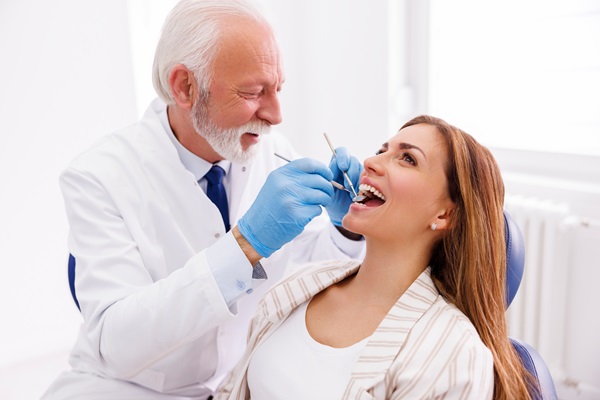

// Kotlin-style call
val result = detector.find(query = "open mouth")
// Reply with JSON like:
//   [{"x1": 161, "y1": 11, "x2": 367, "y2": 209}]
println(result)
[
  {"x1": 242, "y1": 132, "x2": 261, "y2": 142},
  {"x1": 356, "y1": 183, "x2": 386, "y2": 206}
]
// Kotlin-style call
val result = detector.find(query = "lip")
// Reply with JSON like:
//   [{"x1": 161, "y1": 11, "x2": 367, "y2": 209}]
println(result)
[
  {"x1": 240, "y1": 132, "x2": 261, "y2": 149},
  {"x1": 349, "y1": 201, "x2": 370, "y2": 212}
]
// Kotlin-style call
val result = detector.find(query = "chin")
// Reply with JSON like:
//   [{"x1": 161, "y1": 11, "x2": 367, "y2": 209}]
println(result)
[
  {"x1": 341, "y1": 218, "x2": 365, "y2": 237},
  {"x1": 225, "y1": 146, "x2": 257, "y2": 164}
]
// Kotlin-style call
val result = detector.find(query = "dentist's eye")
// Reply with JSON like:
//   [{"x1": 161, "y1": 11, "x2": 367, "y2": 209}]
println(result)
[{"x1": 241, "y1": 92, "x2": 260, "y2": 99}]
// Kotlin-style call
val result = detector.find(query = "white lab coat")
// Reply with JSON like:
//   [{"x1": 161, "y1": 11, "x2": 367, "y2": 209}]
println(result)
[{"x1": 42, "y1": 99, "x2": 363, "y2": 399}]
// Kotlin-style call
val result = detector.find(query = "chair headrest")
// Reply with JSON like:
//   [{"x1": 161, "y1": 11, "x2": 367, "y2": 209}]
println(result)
[{"x1": 504, "y1": 210, "x2": 525, "y2": 308}]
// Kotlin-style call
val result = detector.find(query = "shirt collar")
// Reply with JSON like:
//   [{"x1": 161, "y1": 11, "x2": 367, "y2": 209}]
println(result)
[{"x1": 158, "y1": 103, "x2": 231, "y2": 181}]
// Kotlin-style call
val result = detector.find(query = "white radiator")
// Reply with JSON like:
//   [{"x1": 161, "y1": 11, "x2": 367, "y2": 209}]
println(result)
[
  {"x1": 504, "y1": 195, "x2": 600, "y2": 399},
  {"x1": 504, "y1": 195, "x2": 573, "y2": 370}
]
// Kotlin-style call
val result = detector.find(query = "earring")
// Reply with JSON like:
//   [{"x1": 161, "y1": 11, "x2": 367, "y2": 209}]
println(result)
[{"x1": 431, "y1": 223, "x2": 437, "y2": 231}]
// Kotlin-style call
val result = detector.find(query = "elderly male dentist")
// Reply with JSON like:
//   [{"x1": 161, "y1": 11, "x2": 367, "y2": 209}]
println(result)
[{"x1": 41, "y1": 0, "x2": 364, "y2": 399}]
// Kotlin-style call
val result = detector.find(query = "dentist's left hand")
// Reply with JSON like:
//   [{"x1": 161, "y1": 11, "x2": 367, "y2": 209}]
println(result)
[
  {"x1": 325, "y1": 147, "x2": 363, "y2": 226},
  {"x1": 237, "y1": 158, "x2": 334, "y2": 258}
]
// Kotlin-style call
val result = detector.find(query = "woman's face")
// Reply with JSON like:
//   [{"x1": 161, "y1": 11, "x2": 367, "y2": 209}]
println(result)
[{"x1": 344, "y1": 123, "x2": 454, "y2": 242}]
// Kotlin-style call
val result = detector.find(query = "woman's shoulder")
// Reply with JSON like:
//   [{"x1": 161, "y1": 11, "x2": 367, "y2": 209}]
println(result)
[
  {"x1": 383, "y1": 295, "x2": 494, "y2": 398},
  {"x1": 409, "y1": 295, "x2": 492, "y2": 359},
  {"x1": 254, "y1": 259, "x2": 361, "y2": 322},
  {"x1": 283, "y1": 258, "x2": 361, "y2": 283}
]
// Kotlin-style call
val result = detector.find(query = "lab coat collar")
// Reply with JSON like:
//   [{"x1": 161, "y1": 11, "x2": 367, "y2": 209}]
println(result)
[{"x1": 156, "y1": 100, "x2": 232, "y2": 181}]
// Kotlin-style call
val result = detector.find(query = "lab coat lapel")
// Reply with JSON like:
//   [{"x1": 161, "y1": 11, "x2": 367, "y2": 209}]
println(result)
[
  {"x1": 228, "y1": 162, "x2": 254, "y2": 227},
  {"x1": 135, "y1": 104, "x2": 226, "y2": 251}
]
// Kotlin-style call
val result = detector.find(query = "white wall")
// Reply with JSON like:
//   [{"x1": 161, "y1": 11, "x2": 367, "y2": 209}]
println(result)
[
  {"x1": 0, "y1": 1, "x2": 138, "y2": 398},
  {"x1": 0, "y1": 1, "x2": 389, "y2": 398},
  {"x1": 260, "y1": 0, "x2": 389, "y2": 163}
]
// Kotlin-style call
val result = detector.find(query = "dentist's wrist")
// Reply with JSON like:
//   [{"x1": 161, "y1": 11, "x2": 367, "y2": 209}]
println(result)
[{"x1": 232, "y1": 225, "x2": 263, "y2": 266}]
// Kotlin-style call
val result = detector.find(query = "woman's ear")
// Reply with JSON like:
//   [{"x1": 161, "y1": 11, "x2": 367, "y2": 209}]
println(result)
[
  {"x1": 168, "y1": 64, "x2": 196, "y2": 110},
  {"x1": 432, "y1": 206, "x2": 455, "y2": 231}
]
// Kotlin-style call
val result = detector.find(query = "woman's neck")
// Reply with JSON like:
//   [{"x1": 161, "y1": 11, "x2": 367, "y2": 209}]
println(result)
[
  {"x1": 304, "y1": 238, "x2": 431, "y2": 348},
  {"x1": 349, "y1": 238, "x2": 432, "y2": 305}
]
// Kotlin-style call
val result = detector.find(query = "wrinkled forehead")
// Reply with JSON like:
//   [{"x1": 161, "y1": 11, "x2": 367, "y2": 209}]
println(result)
[
  {"x1": 214, "y1": 16, "x2": 283, "y2": 79},
  {"x1": 219, "y1": 16, "x2": 280, "y2": 58}
]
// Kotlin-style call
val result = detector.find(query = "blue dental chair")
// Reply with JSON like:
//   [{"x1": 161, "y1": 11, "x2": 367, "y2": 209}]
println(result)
[
  {"x1": 67, "y1": 253, "x2": 79, "y2": 311},
  {"x1": 504, "y1": 211, "x2": 558, "y2": 400},
  {"x1": 67, "y1": 211, "x2": 557, "y2": 398}
]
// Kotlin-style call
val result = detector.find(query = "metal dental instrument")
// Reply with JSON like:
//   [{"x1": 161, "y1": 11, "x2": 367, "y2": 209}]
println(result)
[
  {"x1": 322, "y1": 133, "x2": 366, "y2": 203},
  {"x1": 274, "y1": 152, "x2": 352, "y2": 194}
]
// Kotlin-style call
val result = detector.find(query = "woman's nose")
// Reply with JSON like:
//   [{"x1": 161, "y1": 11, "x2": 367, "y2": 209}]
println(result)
[{"x1": 363, "y1": 154, "x2": 383, "y2": 174}]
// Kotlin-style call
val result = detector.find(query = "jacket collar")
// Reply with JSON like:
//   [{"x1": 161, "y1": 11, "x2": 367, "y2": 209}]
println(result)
[
  {"x1": 346, "y1": 267, "x2": 439, "y2": 397},
  {"x1": 263, "y1": 262, "x2": 439, "y2": 398},
  {"x1": 264, "y1": 260, "x2": 362, "y2": 323}
]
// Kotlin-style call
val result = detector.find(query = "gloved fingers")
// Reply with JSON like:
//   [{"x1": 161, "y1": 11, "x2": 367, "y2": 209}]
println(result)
[
  {"x1": 283, "y1": 202, "x2": 325, "y2": 221},
  {"x1": 286, "y1": 185, "x2": 333, "y2": 208},
  {"x1": 284, "y1": 157, "x2": 334, "y2": 182},
  {"x1": 294, "y1": 173, "x2": 335, "y2": 198},
  {"x1": 300, "y1": 204, "x2": 324, "y2": 220},
  {"x1": 328, "y1": 147, "x2": 363, "y2": 191},
  {"x1": 332, "y1": 147, "x2": 350, "y2": 172},
  {"x1": 298, "y1": 187, "x2": 334, "y2": 207},
  {"x1": 345, "y1": 155, "x2": 364, "y2": 187}
]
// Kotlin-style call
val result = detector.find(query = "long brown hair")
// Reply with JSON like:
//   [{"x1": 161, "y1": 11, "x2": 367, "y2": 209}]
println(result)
[{"x1": 401, "y1": 115, "x2": 534, "y2": 400}]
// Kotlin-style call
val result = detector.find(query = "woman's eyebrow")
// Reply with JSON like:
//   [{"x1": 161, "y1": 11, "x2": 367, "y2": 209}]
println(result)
[{"x1": 398, "y1": 142, "x2": 427, "y2": 160}]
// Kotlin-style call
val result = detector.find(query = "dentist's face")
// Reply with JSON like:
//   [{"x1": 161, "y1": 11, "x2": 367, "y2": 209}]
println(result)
[{"x1": 191, "y1": 17, "x2": 284, "y2": 163}]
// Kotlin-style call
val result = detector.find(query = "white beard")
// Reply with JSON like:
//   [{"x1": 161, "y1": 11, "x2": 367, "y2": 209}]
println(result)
[{"x1": 191, "y1": 95, "x2": 271, "y2": 164}]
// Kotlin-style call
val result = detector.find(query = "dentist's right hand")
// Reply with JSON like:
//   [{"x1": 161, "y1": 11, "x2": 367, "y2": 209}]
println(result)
[{"x1": 237, "y1": 158, "x2": 334, "y2": 258}]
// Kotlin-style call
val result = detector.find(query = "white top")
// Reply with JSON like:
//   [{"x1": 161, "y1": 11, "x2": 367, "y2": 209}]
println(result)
[{"x1": 247, "y1": 300, "x2": 370, "y2": 400}]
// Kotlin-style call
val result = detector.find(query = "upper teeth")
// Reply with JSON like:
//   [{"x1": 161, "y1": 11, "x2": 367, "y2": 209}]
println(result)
[{"x1": 359, "y1": 184, "x2": 386, "y2": 201}]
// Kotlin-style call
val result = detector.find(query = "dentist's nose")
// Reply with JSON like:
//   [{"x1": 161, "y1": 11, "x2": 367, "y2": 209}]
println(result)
[{"x1": 256, "y1": 92, "x2": 282, "y2": 125}]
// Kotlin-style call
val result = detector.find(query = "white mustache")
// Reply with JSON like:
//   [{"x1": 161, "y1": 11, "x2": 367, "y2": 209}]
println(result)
[{"x1": 236, "y1": 120, "x2": 271, "y2": 136}]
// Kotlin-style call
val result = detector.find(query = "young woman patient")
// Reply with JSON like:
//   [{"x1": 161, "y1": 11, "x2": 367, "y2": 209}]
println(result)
[{"x1": 216, "y1": 116, "x2": 533, "y2": 399}]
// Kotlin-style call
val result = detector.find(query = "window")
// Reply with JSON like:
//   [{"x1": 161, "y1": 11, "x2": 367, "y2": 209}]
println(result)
[{"x1": 428, "y1": 0, "x2": 600, "y2": 156}]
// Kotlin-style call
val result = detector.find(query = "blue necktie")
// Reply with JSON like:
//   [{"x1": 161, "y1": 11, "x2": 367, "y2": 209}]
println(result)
[{"x1": 205, "y1": 165, "x2": 230, "y2": 232}]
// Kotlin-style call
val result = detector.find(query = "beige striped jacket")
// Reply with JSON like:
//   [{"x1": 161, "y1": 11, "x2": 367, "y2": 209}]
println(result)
[{"x1": 216, "y1": 259, "x2": 494, "y2": 399}]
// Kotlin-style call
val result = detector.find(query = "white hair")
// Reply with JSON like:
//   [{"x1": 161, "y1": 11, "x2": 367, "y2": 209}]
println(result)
[{"x1": 152, "y1": 0, "x2": 269, "y2": 104}]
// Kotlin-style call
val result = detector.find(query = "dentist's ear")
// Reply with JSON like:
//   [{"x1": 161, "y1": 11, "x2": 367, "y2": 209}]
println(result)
[{"x1": 168, "y1": 64, "x2": 196, "y2": 110}]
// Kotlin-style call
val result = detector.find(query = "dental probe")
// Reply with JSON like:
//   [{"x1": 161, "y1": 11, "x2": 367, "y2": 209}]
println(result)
[
  {"x1": 273, "y1": 152, "x2": 351, "y2": 193},
  {"x1": 322, "y1": 133, "x2": 365, "y2": 203}
]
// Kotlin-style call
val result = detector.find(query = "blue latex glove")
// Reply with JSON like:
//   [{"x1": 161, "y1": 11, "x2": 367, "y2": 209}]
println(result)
[
  {"x1": 237, "y1": 158, "x2": 335, "y2": 258},
  {"x1": 326, "y1": 147, "x2": 364, "y2": 226}
]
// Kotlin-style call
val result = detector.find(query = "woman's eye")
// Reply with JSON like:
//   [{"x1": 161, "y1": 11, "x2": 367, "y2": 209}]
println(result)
[
  {"x1": 401, "y1": 152, "x2": 416, "y2": 165},
  {"x1": 375, "y1": 149, "x2": 385, "y2": 155}
]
